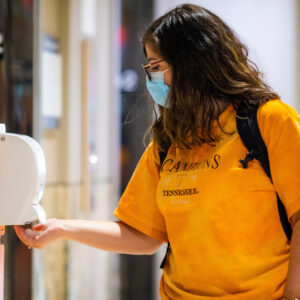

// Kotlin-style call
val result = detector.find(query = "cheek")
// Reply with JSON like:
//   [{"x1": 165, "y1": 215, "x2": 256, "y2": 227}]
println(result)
[{"x1": 164, "y1": 71, "x2": 172, "y2": 87}]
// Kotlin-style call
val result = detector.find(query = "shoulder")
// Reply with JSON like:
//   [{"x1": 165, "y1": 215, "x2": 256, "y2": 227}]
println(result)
[
  {"x1": 257, "y1": 99, "x2": 300, "y2": 145},
  {"x1": 257, "y1": 99, "x2": 299, "y2": 124}
]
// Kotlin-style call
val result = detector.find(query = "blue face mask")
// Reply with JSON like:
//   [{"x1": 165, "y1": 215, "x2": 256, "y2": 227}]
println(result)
[{"x1": 146, "y1": 69, "x2": 170, "y2": 108}]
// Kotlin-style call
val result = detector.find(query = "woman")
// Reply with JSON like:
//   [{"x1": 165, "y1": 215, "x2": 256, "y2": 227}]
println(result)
[{"x1": 15, "y1": 4, "x2": 300, "y2": 299}]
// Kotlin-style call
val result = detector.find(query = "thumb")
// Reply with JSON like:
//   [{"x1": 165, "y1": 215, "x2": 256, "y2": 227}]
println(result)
[{"x1": 33, "y1": 224, "x2": 46, "y2": 232}]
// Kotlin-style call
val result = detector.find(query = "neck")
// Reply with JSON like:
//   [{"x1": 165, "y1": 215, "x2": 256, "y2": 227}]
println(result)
[{"x1": 213, "y1": 101, "x2": 229, "y2": 119}]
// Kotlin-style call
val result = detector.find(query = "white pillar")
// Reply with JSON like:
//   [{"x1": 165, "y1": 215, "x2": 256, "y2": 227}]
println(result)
[{"x1": 67, "y1": 0, "x2": 121, "y2": 299}]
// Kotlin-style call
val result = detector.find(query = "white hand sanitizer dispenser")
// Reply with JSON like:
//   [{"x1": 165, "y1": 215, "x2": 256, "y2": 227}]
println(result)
[
  {"x1": 0, "y1": 124, "x2": 47, "y2": 300},
  {"x1": 0, "y1": 124, "x2": 46, "y2": 225}
]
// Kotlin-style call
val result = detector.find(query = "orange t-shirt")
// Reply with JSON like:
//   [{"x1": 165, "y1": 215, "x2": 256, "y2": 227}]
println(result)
[{"x1": 114, "y1": 99, "x2": 300, "y2": 299}]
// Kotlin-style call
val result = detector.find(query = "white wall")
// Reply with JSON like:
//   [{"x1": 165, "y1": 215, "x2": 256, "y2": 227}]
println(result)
[{"x1": 154, "y1": 0, "x2": 298, "y2": 108}]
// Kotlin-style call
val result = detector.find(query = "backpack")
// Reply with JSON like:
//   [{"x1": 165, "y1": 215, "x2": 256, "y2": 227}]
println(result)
[{"x1": 159, "y1": 100, "x2": 292, "y2": 269}]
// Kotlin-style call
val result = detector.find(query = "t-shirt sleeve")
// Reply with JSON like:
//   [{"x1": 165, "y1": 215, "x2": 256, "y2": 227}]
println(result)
[
  {"x1": 258, "y1": 99, "x2": 300, "y2": 220},
  {"x1": 114, "y1": 142, "x2": 168, "y2": 243}
]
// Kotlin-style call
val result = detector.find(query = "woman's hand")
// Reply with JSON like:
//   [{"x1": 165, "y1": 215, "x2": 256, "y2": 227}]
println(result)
[
  {"x1": 15, "y1": 219, "x2": 162, "y2": 254},
  {"x1": 14, "y1": 218, "x2": 64, "y2": 250}
]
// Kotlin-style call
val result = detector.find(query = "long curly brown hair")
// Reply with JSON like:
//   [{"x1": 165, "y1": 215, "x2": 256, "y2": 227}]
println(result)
[{"x1": 142, "y1": 4, "x2": 279, "y2": 151}]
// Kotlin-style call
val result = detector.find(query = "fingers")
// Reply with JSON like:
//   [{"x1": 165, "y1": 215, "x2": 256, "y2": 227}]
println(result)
[
  {"x1": 14, "y1": 226, "x2": 28, "y2": 242},
  {"x1": 14, "y1": 226, "x2": 31, "y2": 245},
  {"x1": 14, "y1": 220, "x2": 60, "y2": 250},
  {"x1": 13, "y1": 225, "x2": 41, "y2": 248}
]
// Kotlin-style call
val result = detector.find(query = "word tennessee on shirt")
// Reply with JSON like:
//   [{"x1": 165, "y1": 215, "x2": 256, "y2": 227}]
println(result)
[{"x1": 163, "y1": 188, "x2": 199, "y2": 197}]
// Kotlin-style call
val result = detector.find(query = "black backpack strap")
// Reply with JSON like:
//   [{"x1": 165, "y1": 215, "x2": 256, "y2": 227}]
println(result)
[
  {"x1": 160, "y1": 242, "x2": 170, "y2": 269},
  {"x1": 236, "y1": 101, "x2": 292, "y2": 240},
  {"x1": 159, "y1": 151, "x2": 168, "y2": 170},
  {"x1": 159, "y1": 150, "x2": 170, "y2": 269}
]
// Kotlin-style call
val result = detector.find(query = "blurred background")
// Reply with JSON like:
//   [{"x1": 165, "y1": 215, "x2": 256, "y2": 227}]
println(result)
[{"x1": 0, "y1": 0, "x2": 299, "y2": 299}]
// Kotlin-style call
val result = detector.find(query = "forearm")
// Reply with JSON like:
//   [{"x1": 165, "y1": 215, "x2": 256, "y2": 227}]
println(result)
[
  {"x1": 283, "y1": 220, "x2": 300, "y2": 298},
  {"x1": 60, "y1": 219, "x2": 162, "y2": 255}
]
